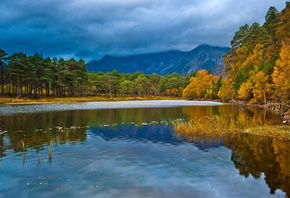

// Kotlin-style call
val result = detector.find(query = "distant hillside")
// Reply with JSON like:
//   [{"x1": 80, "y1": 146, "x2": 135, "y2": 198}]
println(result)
[{"x1": 86, "y1": 45, "x2": 230, "y2": 75}]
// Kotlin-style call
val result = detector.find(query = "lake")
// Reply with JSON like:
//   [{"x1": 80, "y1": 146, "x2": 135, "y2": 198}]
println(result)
[{"x1": 0, "y1": 100, "x2": 289, "y2": 198}]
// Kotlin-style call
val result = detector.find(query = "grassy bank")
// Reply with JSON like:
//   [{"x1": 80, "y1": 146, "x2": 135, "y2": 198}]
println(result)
[
  {"x1": 172, "y1": 115, "x2": 290, "y2": 141},
  {"x1": 0, "y1": 96, "x2": 181, "y2": 105}
]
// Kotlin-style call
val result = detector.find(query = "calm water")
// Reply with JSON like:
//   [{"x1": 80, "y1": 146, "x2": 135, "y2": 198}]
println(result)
[{"x1": 0, "y1": 100, "x2": 289, "y2": 198}]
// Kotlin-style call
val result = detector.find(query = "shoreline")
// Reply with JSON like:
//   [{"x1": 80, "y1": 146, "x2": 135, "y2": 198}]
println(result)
[
  {"x1": 229, "y1": 100, "x2": 290, "y2": 123},
  {"x1": 186, "y1": 98, "x2": 290, "y2": 123},
  {"x1": 1, "y1": 96, "x2": 289, "y2": 123},
  {"x1": 0, "y1": 96, "x2": 182, "y2": 105}
]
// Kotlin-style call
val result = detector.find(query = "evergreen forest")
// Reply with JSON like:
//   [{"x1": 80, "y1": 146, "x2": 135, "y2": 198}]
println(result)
[{"x1": 0, "y1": 51, "x2": 196, "y2": 98}]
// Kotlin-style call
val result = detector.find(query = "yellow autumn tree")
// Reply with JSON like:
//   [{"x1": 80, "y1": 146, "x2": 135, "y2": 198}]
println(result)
[
  {"x1": 196, "y1": 70, "x2": 216, "y2": 97},
  {"x1": 242, "y1": 44, "x2": 265, "y2": 72},
  {"x1": 182, "y1": 78, "x2": 196, "y2": 99},
  {"x1": 218, "y1": 78, "x2": 235, "y2": 101},
  {"x1": 252, "y1": 71, "x2": 271, "y2": 103},
  {"x1": 238, "y1": 80, "x2": 253, "y2": 100},
  {"x1": 224, "y1": 46, "x2": 251, "y2": 79},
  {"x1": 171, "y1": 88, "x2": 178, "y2": 96},
  {"x1": 221, "y1": 3, "x2": 290, "y2": 103},
  {"x1": 273, "y1": 39, "x2": 290, "y2": 99},
  {"x1": 183, "y1": 70, "x2": 216, "y2": 99},
  {"x1": 178, "y1": 87, "x2": 184, "y2": 97},
  {"x1": 278, "y1": 3, "x2": 290, "y2": 40}
]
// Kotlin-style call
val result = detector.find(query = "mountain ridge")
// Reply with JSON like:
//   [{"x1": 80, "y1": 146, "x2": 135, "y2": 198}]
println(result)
[{"x1": 86, "y1": 44, "x2": 230, "y2": 75}]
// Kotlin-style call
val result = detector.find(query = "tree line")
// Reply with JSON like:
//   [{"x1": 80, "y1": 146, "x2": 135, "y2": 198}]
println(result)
[
  {"x1": 2, "y1": 3, "x2": 289, "y2": 102},
  {"x1": 183, "y1": 3, "x2": 290, "y2": 103},
  {"x1": 0, "y1": 50, "x2": 198, "y2": 98}
]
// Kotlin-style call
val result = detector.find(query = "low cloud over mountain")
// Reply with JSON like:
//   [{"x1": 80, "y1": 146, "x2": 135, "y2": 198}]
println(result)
[{"x1": 86, "y1": 45, "x2": 230, "y2": 75}]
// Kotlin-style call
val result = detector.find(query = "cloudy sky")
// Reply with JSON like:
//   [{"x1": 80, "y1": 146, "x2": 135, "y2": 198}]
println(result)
[{"x1": 0, "y1": 0, "x2": 287, "y2": 61}]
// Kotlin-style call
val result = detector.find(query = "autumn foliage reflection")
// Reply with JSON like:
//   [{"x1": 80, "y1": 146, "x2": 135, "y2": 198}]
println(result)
[
  {"x1": 174, "y1": 122, "x2": 290, "y2": 197},
  {"x1": 226, "y1": 134, "x2": 290, "y2": 197}
]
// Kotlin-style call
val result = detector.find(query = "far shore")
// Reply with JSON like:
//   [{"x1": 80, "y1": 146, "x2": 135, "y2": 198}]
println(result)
[
  {"x1": 1, "y1": 96, "x2": 289, "y2": 122},
  {"x1": 0, "y1": 96, "x2": 182, "y2": 105}
]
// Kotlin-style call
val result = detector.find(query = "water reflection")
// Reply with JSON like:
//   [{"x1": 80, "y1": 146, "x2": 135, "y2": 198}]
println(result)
[
  {"x1": 176, "y1": 129, "x2": 290, "y2": 197},
  {"x1": 225, "y1": 134, "x2": 290, "y2": 196},
  {"x1": 182, "y1": 105, "x2": 281, "y2": 125},
  {"x1": 1, "y1": 105, "x2": 280, "y2": 156},
  {"x1": 0, "y1": 104, "x2": 287, "y2": 197}
]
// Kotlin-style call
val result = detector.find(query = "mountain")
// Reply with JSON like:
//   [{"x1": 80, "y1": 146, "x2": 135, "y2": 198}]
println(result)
[{"x1": 86, "y1": 45, "x2": 230, "y2": 75}]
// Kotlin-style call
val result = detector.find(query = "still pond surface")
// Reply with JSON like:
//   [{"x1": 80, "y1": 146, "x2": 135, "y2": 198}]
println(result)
[{"x1": 0, "y1": 100, "x2": 289, "y2": 198}]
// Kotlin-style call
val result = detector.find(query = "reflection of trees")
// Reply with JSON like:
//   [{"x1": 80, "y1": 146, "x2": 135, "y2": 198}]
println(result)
[
  {"x1": 225, "y1": 134, "x2": 290, "y2": 197},
  {"x1": 1, "y1": 105, "x2": 287, "y2": 197},
  {"x1": 182, "y1": 105, "x2": 281, "y2": 125},
  {"x1": 85, "y1": 107, "x2": 185, "y2": 126},
  {"x1": 181, "y1": 105, "x2": 221, "y2": 119},
  {"x1": 0, "y1": 107, "x2": 187, "y2": 155},
  {"x1": 0, "y1": 111, "x2": 90, "y2": 155},
  {"x1": 0, "y1": 135, "x2": 6, "y2": 158},
  {"x1": 175, "y1": 106, "x2": 288, "y2": 196},
  {"x1": 175, "y1": 128, "x2": 290, "y2": 196},
  {"x1": 174, "y1": 132, "x2": 223, "y2": 149}
]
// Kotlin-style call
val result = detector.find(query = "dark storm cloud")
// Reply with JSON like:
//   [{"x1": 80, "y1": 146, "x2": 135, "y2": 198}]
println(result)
[{"x1": 0, "y1": 0, "x2": 287, "y2": 61}]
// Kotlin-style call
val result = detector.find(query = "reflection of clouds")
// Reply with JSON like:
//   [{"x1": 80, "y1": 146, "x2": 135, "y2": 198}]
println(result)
[
  {"x1": 0, "y1": 132, "x2": 286, "y2": 198},
  {"x1": 0, "y1": 103, "x2": 286, "y2": 198},
  {"x1": 75, "y1": 138, "x2": 284, "y2": 198}
]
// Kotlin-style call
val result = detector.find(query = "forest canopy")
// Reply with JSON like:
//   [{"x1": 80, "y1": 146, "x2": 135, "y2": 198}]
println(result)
[
  {"x1": 183, "y1": 2, "x2": 290, "y2": 103},
  {"x1": 0, "y1": 50, "x2": 196, "y2": 98}
]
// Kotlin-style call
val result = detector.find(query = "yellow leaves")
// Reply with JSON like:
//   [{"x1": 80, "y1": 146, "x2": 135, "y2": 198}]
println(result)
[
  {"x1": 195, "y1": 70, "x2": 216, "y2": 97},
  {"x1": 223, "y1": 54, "x2": 232, "y2": 70},
  {"x1": 273, "y1": 68, "x2": 283, "y2": 90},
  {"x1": 206, "y1": 86, "x2": 214, "y2": 99},
  {"x1": 222, "y1": 3, "x2": 290, "y2": 102},
  {"x1": 182, "y1": 80, "x2": 195, "y2": 99},
  {"x1": 278, "y1": 4, "x2": 290, "y2": 39},
  {"x1": 225, "y1": 45, "x2": 264, "y2": 80},
  {"x1": 235, "y1": 46, "x2": 250, "y2": 62},
  {"x1": 252, "y1": 71, "x2": 271, "y2": 103},
  {"x1": 223, "y1": 43, "x2": 274, "y2": 103},
  {"x1": 182, "y1": 70, "x2": 216, "y2": 99},
  {"x1": 229, "y1": 46, "x2": 251, "y2": 78},
  {"x1": 242, "y1": 44, "x2": 264, "y2": 72},
  {"x1": 174, "y1": 87, "x2": 184, "y2": 97},
  {"x1": 170, "y1": 88, "x2": 180, "y2": 97},
  {"x1": 238, "y1": 81, "x2": 253, "y2": 100},
  {"x1": 273, "y1": 39, "x2": 290, "y2": 99},
  {"x1": 218, "y1": 78, "x2": 234, "y2": 101}
]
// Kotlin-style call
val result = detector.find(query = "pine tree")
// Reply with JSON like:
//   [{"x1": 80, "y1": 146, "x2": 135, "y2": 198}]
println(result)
[
  {"x1": 233, "y1": 68, "x2": 248, "y2": 95},
  {"x1": 0, "y1": 49, "x2": 8, "y2": 96}
]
